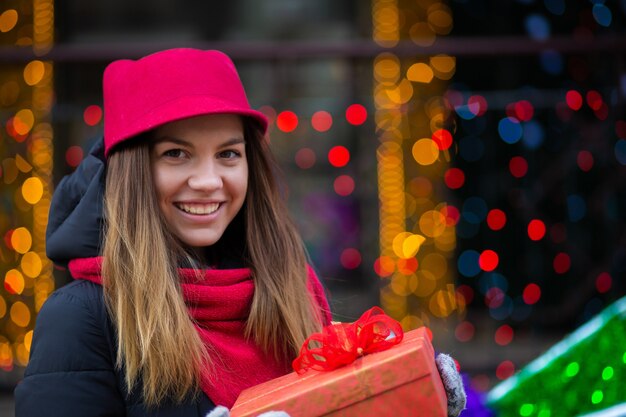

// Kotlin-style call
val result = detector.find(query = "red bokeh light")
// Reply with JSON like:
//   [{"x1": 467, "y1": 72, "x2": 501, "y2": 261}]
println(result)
[
  {"x1": 397, "y1": 258, "x2": 418, "y2": 275},
  {"x1": 444, "y1": 168, "x2": 465, "y2": 189},
  {"x1": 340, "y1": 248, "x2": 362, "y2": 269},
  {"x1": 3, "y1": 230, "x2": 13, "y2": 250},
  {"x1": 565, "y1": 90, "x2": 583, "y2": 111},
  {"x1": 345, "y1": 104, "x2": 367, "y2": 125},
  {"x1": 311, "y1": 111, "x2": 333, "y2": 132},
  {"x1": 65, "y1": 146, "x2": 84, "y2": 168},
  {"x1": 596, "y1": 272, "x2": 612, "y2": 293},
  {"x1": 276, "y1": 111, "x2": 299, "y2": 132},
  {"x1": 441, "y1": 205, "x2": 460, "y2": 226},
  {"x1": 527, "y1": 219, "x2": 546, "y2": 241},
  {"x1": 258, "y1": 105, "x2": 277, "y2": 126},
  {"x1": 333, "y1": 175, "x2": 355, "y2": 196},
  {"x1": 455, "y1": 321, "x2": 475, "y2": 342},
  {"x1": 374, "y1": 256, "x2": 395, "y2": 277},
  {"x1": 495, "y1": 325, "x2": 514, "y2": 346},
  {"x1": 487, "y1": 209, "x2": 507, "y2": 231},
  {"x1": 553, "y1": 252, "x2": 571, "y2": 274},
  {"x1": 456, "y1": 285, "x2": 474, "y2": 305},
  {"x1": 328, "y1": 146, "x2": 350, "y2": 167},
  {"x1": 496, "y1": 361, "x2": 516, "y2": 380},
  {"x1": 586, "y1": 90, "x2": 603, "y2": 111},
  {"x1": 514, "y1": 100, "x2": 534, "y2": 122},
  {"x1": 523, "y1": 283, "x2": 541, "y2": 305},
  {"x1": 479, "y1": 250, "x2": 499, "y2": 272},
  {"x1": 509, "y1": 156, "x2": 528, "y2": 178},
  {"x1": 485, "y1": 287, "x2": 505, "y2": 308},
  {"x1": 595, "y1": 102, "x2": 609, "y2": 121},
  {"x1": 294, "y1": 148, "x2": 316, "y2": 169},
  {"x1": 577, "y1": 150, "x2": 594, "y2": 172},
  {"x1": 432, "y1": 129, "x2": 453, "y2": 150},
  {"x1": 83, "y1": 105, "x2": 103, "y2": 126},
  {"x1": 467, "y1": 95, "x2": 488, "y2": 116}
]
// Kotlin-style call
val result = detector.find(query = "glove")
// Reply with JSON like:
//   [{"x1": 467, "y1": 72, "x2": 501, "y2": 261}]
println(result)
[
  {"x1": 436, "y1": 353, "x2": 467, "y2": 417},
  {"x1": 206, "y1": 406, "x2": 290, "y2": 417}
]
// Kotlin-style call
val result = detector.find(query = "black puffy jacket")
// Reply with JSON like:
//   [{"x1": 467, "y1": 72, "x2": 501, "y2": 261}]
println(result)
[{"x1": 14, "y1": 138, "x2": 216, "y2": 416}]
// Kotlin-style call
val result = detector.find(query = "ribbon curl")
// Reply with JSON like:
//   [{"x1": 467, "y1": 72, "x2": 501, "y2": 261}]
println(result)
[{"x1": 292, "y1": 307, "x2": 404, "y2": 374}]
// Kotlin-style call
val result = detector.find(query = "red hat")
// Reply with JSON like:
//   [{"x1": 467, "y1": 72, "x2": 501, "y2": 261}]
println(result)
[{"x1": 103, "y1": 48, "x2": 268, "y2": 157}]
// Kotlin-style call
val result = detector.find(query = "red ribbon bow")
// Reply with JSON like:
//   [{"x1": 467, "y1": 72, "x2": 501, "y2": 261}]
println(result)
[{"x1": 292, "y1": 306, "x2": 404, "y2": 374}]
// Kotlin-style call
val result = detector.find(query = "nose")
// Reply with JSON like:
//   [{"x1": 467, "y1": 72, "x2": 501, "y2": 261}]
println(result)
[{"x1": 187, "y1": 161, "x2": 223, "y2": 191}]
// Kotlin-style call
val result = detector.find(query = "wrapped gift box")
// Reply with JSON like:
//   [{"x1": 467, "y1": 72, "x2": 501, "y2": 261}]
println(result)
[{"x1": 230, "y1": 327, "x2": 447, "y2": 417}]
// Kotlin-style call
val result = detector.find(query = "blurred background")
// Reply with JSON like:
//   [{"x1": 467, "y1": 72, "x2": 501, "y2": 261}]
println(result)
[{"x1": 0, "y1": 0, "x2": 625, "y2": 416}]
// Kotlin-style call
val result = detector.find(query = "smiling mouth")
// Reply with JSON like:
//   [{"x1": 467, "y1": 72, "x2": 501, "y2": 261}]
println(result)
[{"x1": 175, "y1": 202, "x2": 220, "y2": 215}]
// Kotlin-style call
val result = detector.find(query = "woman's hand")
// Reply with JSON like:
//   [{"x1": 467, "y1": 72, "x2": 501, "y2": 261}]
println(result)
[{"x1": 435, "y1": 353, "x2": 467, "y2": 417}]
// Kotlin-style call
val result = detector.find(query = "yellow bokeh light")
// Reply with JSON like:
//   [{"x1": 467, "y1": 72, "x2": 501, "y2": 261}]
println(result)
[
  {"x1": 392, "y1": 232, "x2": 412, "y2": 258},
  {"x1": 5, "y1": 269, "x2": 25, "y2": 295},
  {"x1": 429, "y1": 287, "x2": 457, "y2": 318},
  {"x1": 2, "y1": 158, "x2": 18, "y2": 184},
  {"x1": 390, "y1": 273, "x2": 418, "y2": 296},
  {"x1": 24, "y1": 60, "x2": 46, "y2": 86},
  {"x1": 0, "y1": 337, "x2": 11, "y2": 368},
  {"x1": 430, "y1": 55, "x2": 456, "y2": 80},
  {"x1": 414, "y1": 270, "x2": 437, "y2": 297},
  {"x1": 412, "y1": 138, "x2": 439, "y2": 165},
  {"x1": 13, "y1": 109, "x2": 35, "y2": 135},
  {"x1": 10, "y1": 301, "x2": 31, "y2": 327},
  {"x1": 428, "y1": 8, "x2": 453, "y2": 35},
  {"x1": 421, "y1": 253, "x2": 448, "y2": 279},
  {"x1": 419, "y1": 210, "x2": 448, "y2": 238},
  {"x1": 0, "y1": 9, "x2": 18, "y2": 32},
  {"x1": 11, "y1": 227, "x2": 32, "y2": 254},
  {"x1": 15, "y1": 154, "x2": 33, "y2": 173},
  {"x1": 408, "y1": 177, "x2": 433, "y2": 198},
  {"x1": 22, "y1": 176, "x2": 44, "y2": 204},
  {"x1": 403, "y1": 234, "x2": 426, "y2": 258},
  {"x1": 385, "y1": 79, "x2": 414, "y2": 104},
  {"x1": 21, "y1": 251, "x2": 43, "y2": 278},
  {"x1": 24, "y1": 330, "x2": 33, "y2": 352},
  {"x1": 409, "y1": 22, "x2": 436, "y2": 46},
  {"x1": 407, "y1": 63, "x2": 434, "y2": 83},
  {"x1": 400, "y1": 314, "x2": 424, "y2": 331},
  {"x1": 0, "y1": 296, "x2": 6, "y2": 319},
  {"x1": 374, "y1": 53, "x2": 400, "y2": 83},
  {"x1": 16, "y1": 343, "x2": 29, "y2": 366}
]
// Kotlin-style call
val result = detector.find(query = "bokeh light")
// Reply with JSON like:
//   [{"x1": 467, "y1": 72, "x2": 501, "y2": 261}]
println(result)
[
  {"x1": 328, "y1": 146, "x2": 350, "y2": 167},
  {"x1": 345, "y1": 104, "x2": 367, "y2": 125},
  {"x1": 295, "y1": 148, "x2": 316, "y2": 169},
  {"x1": 83, "y1": 105, "x2": 102, "y2": 126},
  {"x1": 276, "y1": 111, "x2": 298, "y2": 132},
  {"x1": 333, "y1": 175, "x2": 355, "y2": 196},
  {"x1": 412, "y1": 138, "x2": 439, "y2": 165},
  {"x1": 311, "y1": 111, "x2": 333, "y2": 132}
]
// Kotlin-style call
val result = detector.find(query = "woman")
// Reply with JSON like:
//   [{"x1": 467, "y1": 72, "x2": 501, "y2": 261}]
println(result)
[{"x1": 15, "y1": 49, "x2": 465, "y2": 417}]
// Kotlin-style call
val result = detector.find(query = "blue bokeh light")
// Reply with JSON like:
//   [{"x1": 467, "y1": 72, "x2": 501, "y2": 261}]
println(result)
[
  {"x1": 498, "y1": 117, "x2": 523, "y2": 144},
  {"x1": 567, "y1": 194, "x2": 587, "y2": 222},
  {"x1": 525, "y1": 14, "x2": 551, "y2": 41},
  {"x1": 592, "y1": 4, "x2": 612, "y2": 27},
  {"x1": 462, "y1": 196, "x2": 489, "y2": 224},
  {"x1": 458, "y1": 250, "x2": 481, "y2": 277},
  {"x1": 615, "y1": 140, "x2": 626, "y2": 165},
  {"x1": 522, "y1": 120, "x2": 545, "y2": 149},
  {"x1": 540, "y1": 50, "x2": 563, "y2": 75}
]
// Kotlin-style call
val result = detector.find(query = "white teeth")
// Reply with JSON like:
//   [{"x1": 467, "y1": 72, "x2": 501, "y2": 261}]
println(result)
[{"x1": 177, "y1": 203, "x2": 219, "y2": 215}]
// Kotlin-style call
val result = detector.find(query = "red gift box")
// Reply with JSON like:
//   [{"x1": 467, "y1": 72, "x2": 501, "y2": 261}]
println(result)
[{"x1": 230, "y1": 327, "x2": 447, "y2": 417}]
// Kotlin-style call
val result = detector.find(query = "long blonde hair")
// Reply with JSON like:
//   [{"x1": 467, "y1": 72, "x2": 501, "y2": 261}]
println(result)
[{"x1": 102, "y1": 120, "x2": 325, "y2": 406}]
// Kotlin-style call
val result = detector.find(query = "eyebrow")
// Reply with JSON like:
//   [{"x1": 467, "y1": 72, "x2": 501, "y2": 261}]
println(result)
[{"x1": 153, "y1": 136, "x2": 246, "y2": 148}]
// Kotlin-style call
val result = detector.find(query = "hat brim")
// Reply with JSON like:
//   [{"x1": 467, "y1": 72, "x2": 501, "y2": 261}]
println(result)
[{"x1": 104, "y1": 95, "x2": 268, "y2": 157}]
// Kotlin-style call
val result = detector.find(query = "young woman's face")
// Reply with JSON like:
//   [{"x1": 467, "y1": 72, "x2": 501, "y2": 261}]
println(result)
[{"x1": 150, "y1": 114, "x2": 248, "y2": 248}]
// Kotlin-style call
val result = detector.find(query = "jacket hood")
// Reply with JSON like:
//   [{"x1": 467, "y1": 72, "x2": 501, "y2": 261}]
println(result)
[{"x1": 46, "y1": 137, "x2": 106, "y2": 266}]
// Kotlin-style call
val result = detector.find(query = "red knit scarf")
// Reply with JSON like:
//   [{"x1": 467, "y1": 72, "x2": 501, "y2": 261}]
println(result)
[{"x1": 68, "y1": 256, "x2": 331, "y2": 408}]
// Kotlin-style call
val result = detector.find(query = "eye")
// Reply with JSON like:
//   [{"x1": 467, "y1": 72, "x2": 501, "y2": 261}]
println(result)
[
  {"x1": 162, "y1": 148, "x2": 186, "y2": 159},
  {"x1": 219, "y1": 150, "x2": 241, "y2": 159}
]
